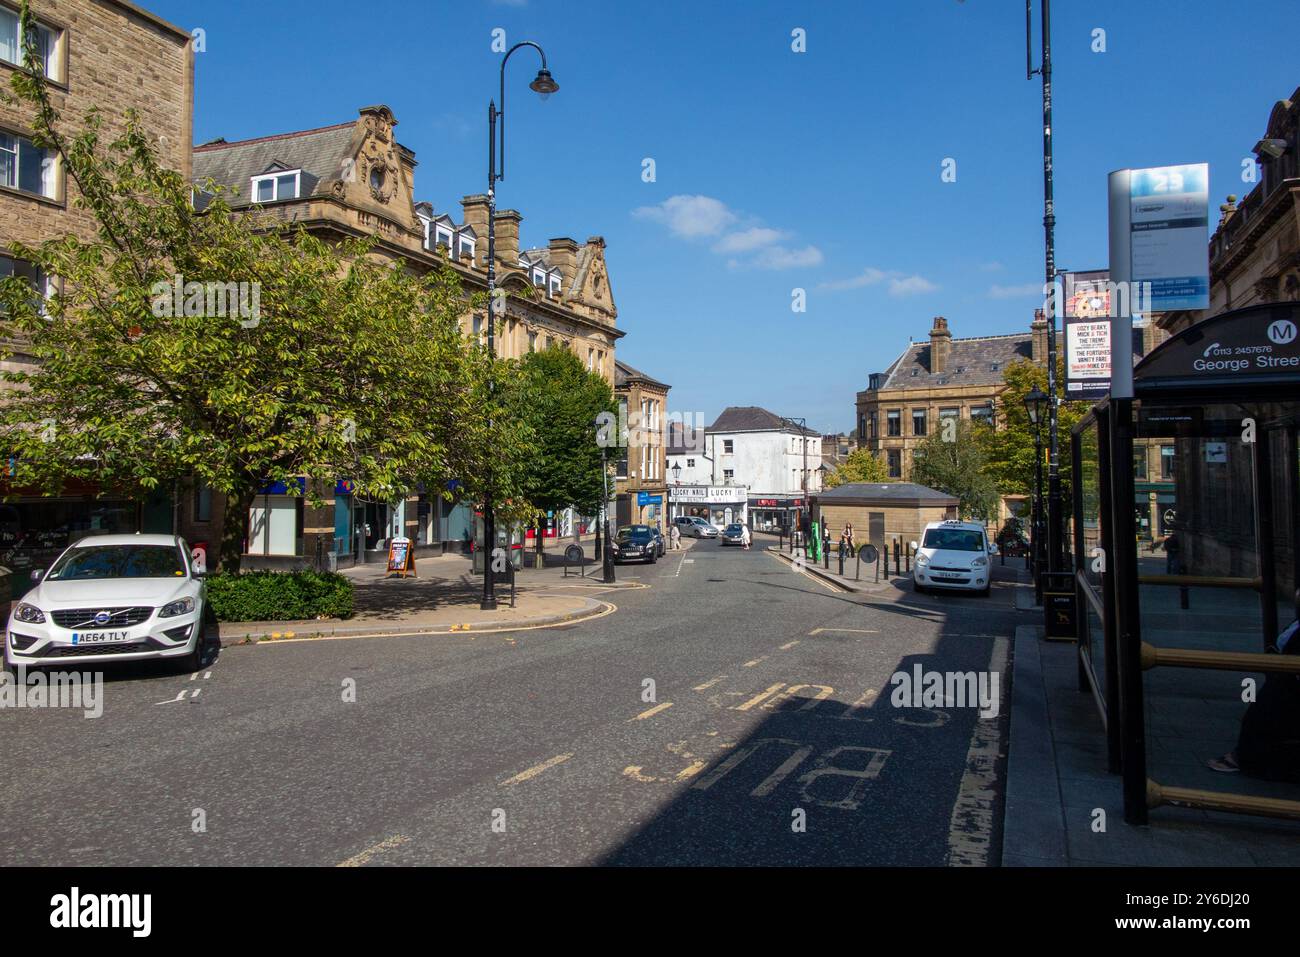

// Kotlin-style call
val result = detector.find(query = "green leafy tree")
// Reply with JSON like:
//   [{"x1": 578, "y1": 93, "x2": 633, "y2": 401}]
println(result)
[
  {"x1": 909, "y1": 419, "x2": 1001, "y2": 523},
  {"x1": 982, "y1": 357, "x2": 1090, "y2": 509},
  {"x1": 823, "y1": 447, "x2": 890, "y2": 488},
  {"x1": 0, "y1": 6, "x2": 532, "y2": 572},
  {"x1": 506, "y1": 345, "x2": 615, "y2": 563}
]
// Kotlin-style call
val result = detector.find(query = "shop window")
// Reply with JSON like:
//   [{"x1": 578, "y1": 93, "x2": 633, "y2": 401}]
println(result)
[
  {"x1": 1133, "y1": 450, "x2": 1148, "y2": 480},
  {"x1": 1160, "y1": 445, "x2": 1175, "y2": 480}
]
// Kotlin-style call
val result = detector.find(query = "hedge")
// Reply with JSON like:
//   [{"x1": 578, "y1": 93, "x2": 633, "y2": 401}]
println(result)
[{"x1": 205, "y1": 569, "x2": 354, "y2": 622}]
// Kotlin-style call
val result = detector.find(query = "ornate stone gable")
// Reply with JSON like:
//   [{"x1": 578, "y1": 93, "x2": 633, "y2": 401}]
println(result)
[
  {"x1": 324, "y1": 105, "x2": 422, "y2": 247},
  {"x1": 567, "y1": 238, "x2": 617, "y2": 324}
]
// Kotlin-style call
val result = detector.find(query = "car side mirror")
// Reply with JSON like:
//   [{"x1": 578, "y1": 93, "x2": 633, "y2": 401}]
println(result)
[{"x1": 30, "y1": 569, "x2": 44, "y2": 582}]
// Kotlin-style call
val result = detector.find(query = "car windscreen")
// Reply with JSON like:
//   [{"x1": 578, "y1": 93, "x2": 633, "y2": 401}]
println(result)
[
  {"x1": 47, "y1": 544, "x2": 185, "y2": 580},
  {"x1": 922, "y1": 528, "x2": 984, "y2": 552},
  {"x1": 725, "y1": 525, "x2": 743, "y2": 533},
  {"x1": 616, "y1": 528, "x2": 652, "y2": 543}
]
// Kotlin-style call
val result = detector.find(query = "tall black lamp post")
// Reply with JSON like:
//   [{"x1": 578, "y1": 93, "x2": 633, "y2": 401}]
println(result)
[
  {"x1": 1025, "y1": 387, "x2": 1048, "y2": 604},
  {"x1": 1027, "y1": 0, "x2": 1064, "y2": 575},
  {"x1": 480, "y1": 42, "x2": 559, "y2": 611},
  {"x1": 600, "y1": 444, "x2": 616, "y2": 584},
  {"x1": 781, "y1": 416, "x2": 810, "y2": 550}
]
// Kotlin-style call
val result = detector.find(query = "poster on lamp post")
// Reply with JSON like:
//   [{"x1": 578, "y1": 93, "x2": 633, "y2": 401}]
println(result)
[{"x1": 1063, "y1": 270, "x2": 1116, "y2": 401}]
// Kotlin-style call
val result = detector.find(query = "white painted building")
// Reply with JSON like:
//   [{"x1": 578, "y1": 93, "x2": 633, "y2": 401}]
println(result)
[{"x1": 666, "y1": 407, "x2": 822, "y2": 531}]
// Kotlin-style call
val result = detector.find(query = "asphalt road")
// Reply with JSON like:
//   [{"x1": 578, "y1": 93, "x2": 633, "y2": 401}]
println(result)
[{"x1": 1, "y1": 541, "x2": 1025, "y2": 866}]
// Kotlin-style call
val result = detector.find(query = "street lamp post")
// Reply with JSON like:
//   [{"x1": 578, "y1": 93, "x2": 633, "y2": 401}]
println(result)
[
  {"x1": 782, "y1": 416, "x2": 809, "y2": 552},
  {"x1": 1028, "y1": 0, "x2": 1064, "y2": 575},
  {"x1": 1025, "y1": 387, "x2": 1048, "y2": 605},
  {"x1": 480, "y1": 42, "x2": 559, "y2": 611},
  {"x1": 600, "y1": 444, "x2": 616, "y2": 584}
]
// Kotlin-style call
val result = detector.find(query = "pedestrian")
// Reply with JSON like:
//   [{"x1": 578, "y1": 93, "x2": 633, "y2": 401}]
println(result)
[
  {"x1": 740, "y1": 523, "x2": 752, "y2": 550},
  {"x1": 845, "y1": 523, "x2": 856, "y2": 558},
  {"x1": 670, "y1": 523, "x2": 681, "y2": 550}
]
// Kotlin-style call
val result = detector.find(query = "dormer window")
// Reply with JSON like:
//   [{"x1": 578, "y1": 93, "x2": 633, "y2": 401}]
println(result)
[
  {"x1": 532, "y1": 268, "x2": 546, "y2": 286},
  {"x1": 251, "y1": 169, "x2": 300, "y2": 203},
  {"x1": 433, "y1": 225, "x2": 454, "y2": 252},
  {"x1": 548, "y1": 274, "x2": 561, "y2": 297},
  {"x1": 457, "y1": 233, "x2": 476, "y2": 262}
]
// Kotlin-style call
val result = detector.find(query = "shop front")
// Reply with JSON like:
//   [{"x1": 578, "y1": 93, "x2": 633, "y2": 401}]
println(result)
[
  {"x1": 668, "y1": 485, "x2": 748, "y2": 528},
  {"x1": 748, "y1": 496, "x2": 806, "y2": 533}
]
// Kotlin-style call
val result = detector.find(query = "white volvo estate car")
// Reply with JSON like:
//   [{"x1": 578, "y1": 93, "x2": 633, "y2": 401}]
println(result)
[
  {"x1": 5, "y1": 534, "x2": 209, "y2": 672},
  {"x1": 912, "y1": 519, "x2": 996, "y2": 596}
]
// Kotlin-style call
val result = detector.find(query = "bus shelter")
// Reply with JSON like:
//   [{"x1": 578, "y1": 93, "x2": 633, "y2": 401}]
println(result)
[{"x1": 1071, "y1": 301, "x2": 1300, "y2": 826}]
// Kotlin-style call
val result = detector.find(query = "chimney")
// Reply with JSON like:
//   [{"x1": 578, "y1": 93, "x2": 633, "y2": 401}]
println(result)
[
  {"x1": 1031, "y1": 308, "x2": 1049, "y2": 364},
  {"x1": 493, "y1": 209, "x2": 522, "y2": 270},
  {"x1": 460, "y1": 194, "x2": 489, "y2": 268},
  {"x1": 1217, "y1": 193, "x2": 1239, "y2": 229},
  {"x1": 929, "y1": 316, "x2": 952, "y2": 374},
  {"x1": 548, "y1": 236, "x2": 579, "y2": 292}
]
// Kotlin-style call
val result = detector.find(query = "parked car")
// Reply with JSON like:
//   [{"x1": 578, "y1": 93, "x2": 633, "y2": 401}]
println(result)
[
  {"x1": 719, "y1": 523, "x2": 746, "y2": 546},
  {"x1": 674, "y1": 516, "x2": 718, "y2": 539},
  {"x1": 912, "y1": 520, "x2": 996, "y2": 596},
  {"x1": 611, "y1": 525, "x2": 664, "y2": 564},
  {"x1": 5, "y1": 534, "x2": 210, "y2": 672}
]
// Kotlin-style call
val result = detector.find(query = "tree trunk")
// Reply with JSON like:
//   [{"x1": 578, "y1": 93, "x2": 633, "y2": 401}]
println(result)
[{"x1": 219, "y1": 486, "x2": 258, "y2": 574}]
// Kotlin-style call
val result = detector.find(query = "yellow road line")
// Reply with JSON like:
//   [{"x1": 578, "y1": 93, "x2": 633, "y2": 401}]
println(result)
[
  {"x1": 692, "y1": 675, "x2": 727, "y2": 691},
  {"x1": 337, "y1": 834, "x2": 410, "y2": 867},
  {"x1": 808, "y1": 627, "x2": 880, "y2": 636},
  {"x1": 500, "y1": 752, "x2": 574, "y2": 787},
  {"x1": 779, "y1": 640, "x2": 800, "y2": 650},
  {"x1": 734, "y1": 682, "x2": 785, "y2": 711},
  {"x1": 631, "y1": 701, "x2": 674, "y2": 721},
  {"x1": 945, "y1": 636, "x2": 1009, "y2": 866},
  {"x1": 743, "y1": 655, "x2": 768, "y2": 668}
]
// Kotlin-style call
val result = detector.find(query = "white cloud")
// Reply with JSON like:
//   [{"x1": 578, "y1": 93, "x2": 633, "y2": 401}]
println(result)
[
  {"x1": 818, "y1": 267, "x2": 936, "y2": 297},
  {"x1": 988, "y1": 282, "x2": 1043, "y2": 299},
  {"x1": 888, "y1": 275, "x2": 937, "y2": 297},
  {"x1": 632, "y1": 194, "x2": 736, "y2": 239},
  {"x1": 742, "y1": 244, "x2": 824, "y2": 270},
  {"x1": 712, "y1": 227, "x2": 784, "y2": 254}
]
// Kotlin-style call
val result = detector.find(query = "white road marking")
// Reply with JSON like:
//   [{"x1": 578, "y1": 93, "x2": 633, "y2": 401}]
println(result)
[
  {"x1": 500, "y1": 752, "x2": 574, "y2": 787},
  {"x1": 945, "y1": 636, "x2": 1009, "y2": 866},
  {"x1": 337, "y1": 834, "x2": 410, "y2": 867},
  {"x1": 808, "y1": 628, "x2": 880, "y2": 636}
]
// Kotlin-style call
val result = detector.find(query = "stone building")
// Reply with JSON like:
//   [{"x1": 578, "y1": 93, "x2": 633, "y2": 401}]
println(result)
[
  {"x1": 0, "y1": 0, "x2": 193, "y2": 569},
  {"x1": 613, "y1": 360, "x2": 670, "y2": 528},
  {"x1": 186, "y1": 104, "x2": 624, "y2": 566},
  {"x1": 855, "y1": 315, "x2": 1036, "y2": 485}
]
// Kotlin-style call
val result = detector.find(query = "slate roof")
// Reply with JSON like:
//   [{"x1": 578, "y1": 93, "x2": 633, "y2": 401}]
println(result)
[
  {"x1": 815, "y1": 482, "x2": 958, "y2": 504},
  {"x1": 615, "y1": 360, "x2": 670, "y2": 391},
  {"x1": 707, "y1": 406, "x2": 819, "y2": 435},
  {"x1": 193, "y1": 121, "x2": 359, "y2": 206},
  {"x1": 879, "y1": 333, "x2": 1032, "y2": 391}
]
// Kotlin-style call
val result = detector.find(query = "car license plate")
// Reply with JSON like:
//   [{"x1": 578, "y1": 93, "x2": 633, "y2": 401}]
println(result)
[
  {"x1": 72, "y1": 630, "x2": 132, "y2": 644},
  {"x1": 933, "y1": 573, "x2": 964, "y2": 581}
]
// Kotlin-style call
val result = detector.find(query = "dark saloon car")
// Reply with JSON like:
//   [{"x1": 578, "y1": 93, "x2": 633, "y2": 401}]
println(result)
[
  {"x1": 719, "y1": 523, "x2": 746, "y2": 546},
  {"x1": 611, "y1": 525, "x2": 665, "y2": 564}
]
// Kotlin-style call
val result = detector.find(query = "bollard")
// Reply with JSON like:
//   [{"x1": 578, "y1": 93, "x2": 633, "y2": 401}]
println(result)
[
  {"x1": 893, "y1": 539, "x2": 899, "y2": 576},
  {"x1": 838, "y1": 547, "x2": 844, "y2": 576},
  {"x1": 855, "y1": 552, "x2": 861, "y2": 581}
]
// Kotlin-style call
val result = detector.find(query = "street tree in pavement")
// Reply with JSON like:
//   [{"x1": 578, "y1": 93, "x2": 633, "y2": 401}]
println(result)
[
  {"x1": 823, "y1": 447, "x2": 891, "y2": 488},
  {"x1": 910, "y1": 418, "x2": 1002, "y2": 524},
  {"x1": 506, "y1": 345, "x2": 615, "y2": 566},
  {"x1": 981, "y1": 357, "x2": 1088, "y2": 508},
  {"x1": 0, "y1": 4, "x2": 532, "y2": 572}
]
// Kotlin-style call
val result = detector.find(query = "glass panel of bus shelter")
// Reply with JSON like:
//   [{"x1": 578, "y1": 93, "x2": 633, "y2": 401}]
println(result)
[
  {"x1": 1076, "y1": 419, "x2": 1106, "y2": 701},
  {"x1": 1134, "y1": 401, "x2": 1300, "y2": 804}
]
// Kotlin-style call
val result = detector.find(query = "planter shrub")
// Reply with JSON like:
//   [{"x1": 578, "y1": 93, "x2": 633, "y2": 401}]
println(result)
[{"x1": 205, "y1": 570, "x2": 354, "y2": 622}]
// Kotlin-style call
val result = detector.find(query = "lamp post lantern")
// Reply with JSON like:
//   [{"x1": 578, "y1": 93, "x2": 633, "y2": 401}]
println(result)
[{"x1": 480, "y1": 41, "x2": 558, "y2": 611}]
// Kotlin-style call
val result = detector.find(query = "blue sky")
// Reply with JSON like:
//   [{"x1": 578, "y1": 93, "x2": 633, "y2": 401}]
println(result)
[{"x1": 149, "y1": 0, "x2": 1297, "y2": 432}]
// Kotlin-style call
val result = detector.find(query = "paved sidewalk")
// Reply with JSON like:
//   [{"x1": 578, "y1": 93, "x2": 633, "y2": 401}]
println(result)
[
  {"x1": 216, "y1": 548, "x2": 635, "y2": 645},
  {"x1": 1003, "y1": 611, "x2": 1300, "y2": 866}
]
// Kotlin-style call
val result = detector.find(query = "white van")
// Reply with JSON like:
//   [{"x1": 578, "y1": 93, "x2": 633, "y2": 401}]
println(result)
[{"x1": 912, "y1": 520, "x2": 996, "y2": 596}]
